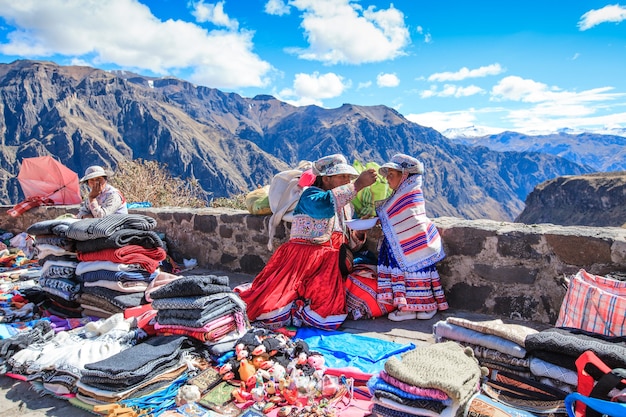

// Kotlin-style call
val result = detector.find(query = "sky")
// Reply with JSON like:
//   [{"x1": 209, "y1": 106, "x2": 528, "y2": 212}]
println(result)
[{"x1": 0, "y1": 0, "x2": 625, "y2": 135}]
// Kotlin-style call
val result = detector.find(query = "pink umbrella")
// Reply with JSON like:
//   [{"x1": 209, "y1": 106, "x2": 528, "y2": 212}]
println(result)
[{"x1": 17, "y1": 156, "x2": 82, "y2": 205}]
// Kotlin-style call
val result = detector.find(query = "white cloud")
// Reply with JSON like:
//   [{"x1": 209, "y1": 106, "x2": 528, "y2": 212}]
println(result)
[
  {"x1": 490, "y1": 76, "x2": 624, "y2": 105},
  {"x1": 578, "y1": 4, "x2": 626, "y2": 30},
  {"x1": 376, "y1": 73, "x2": 399, "y2": 87},
  {"x1": 357, "y1": 81, "x2": 372, "y2": 89},
  {"x1": 428, "y1": 64, "x2": 504, "y2": 82},
  {"x1": 420, "y1": 84, "x2": 484, "y2": 98},
  {"x1": 277, "y1": 71, "x2": 349, "y2": 106},
  {"x1": 405, "y1": 110, "x2": 478, "y2": 131},
  {"x1": 0, "y1": 0, "x2": 271, "y2": 89},
  {"x1": 264, "y1": 0, "x2": 290, "y2": 16},
  {"x1": 190, "y1": 1, "x2": 238, "y2": 30},
  {"x1": 287, "y1": 0, "x2": 410, "y2": 64}
]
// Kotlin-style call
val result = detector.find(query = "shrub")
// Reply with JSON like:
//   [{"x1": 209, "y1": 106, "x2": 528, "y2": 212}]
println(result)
[
  {"x1": 110, "y1": 159, "x2": 207, "y2": 208},
  {"x1": 210, "y1": 193, "x2": 247, "y2": 210}
]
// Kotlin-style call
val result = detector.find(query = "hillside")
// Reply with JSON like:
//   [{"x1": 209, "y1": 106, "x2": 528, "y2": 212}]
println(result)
[
  {"x1": 0, "y1": 60, "x2": 594, "y2": 221},
  {"x1": 516, "y1": 171, "x2": 626, "y2": 228},
  {"x1": 448, "y1": 131, "x2": 626, "y2": 172}
]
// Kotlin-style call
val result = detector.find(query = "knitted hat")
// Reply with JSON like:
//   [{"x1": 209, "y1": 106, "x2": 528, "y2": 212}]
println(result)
[
  {"x1": 379, "y1": 154, "x2": 424, "y2": 176},
  {"x1": 312, "y1": 154, "x2": 358, "y2": 179},
  {"x1": 80, "y1": 165, "x2": 109, "y2": 183}
]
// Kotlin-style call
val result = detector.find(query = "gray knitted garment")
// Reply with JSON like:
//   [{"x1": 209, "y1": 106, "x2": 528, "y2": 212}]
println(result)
[
  {"x1": 384, "y1": 341, "x2": 484, "y2": 407},
  {"x1": 66, "y1": 214, "x2": 157, "y2": 241}
]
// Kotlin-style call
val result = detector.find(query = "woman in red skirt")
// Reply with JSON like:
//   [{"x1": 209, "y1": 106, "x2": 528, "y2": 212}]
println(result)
[{"x1": 235, "y1": 154, "x2": 377, "y2": 330}]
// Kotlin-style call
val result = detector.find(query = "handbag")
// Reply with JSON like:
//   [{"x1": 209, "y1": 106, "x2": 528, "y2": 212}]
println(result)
[{"x1": 571, "y1": 350, "x2": 626, "y2": 417}]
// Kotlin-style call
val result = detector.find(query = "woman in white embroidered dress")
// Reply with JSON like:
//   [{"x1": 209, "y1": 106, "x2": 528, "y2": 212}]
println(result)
[
  {"x1": 235, "y1": 154, "x2": 377, "y2": 330},
  {"x1": 376, "y1": 154, "x2": 448, "y2": 321}
]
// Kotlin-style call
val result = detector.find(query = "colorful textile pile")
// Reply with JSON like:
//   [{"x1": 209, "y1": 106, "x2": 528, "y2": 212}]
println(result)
[
  {"x1": 433, "y1": 317, "x2": 571, "y2": 415},
  {"x1": 150, "y1": 275, "x2": 249, "y2": 352},
  {"x1": 369, "y1": 341, "x2": 485, "y2": 417}
]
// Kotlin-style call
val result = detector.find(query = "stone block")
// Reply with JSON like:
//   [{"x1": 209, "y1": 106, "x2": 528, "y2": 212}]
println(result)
[
  {"x1": 497, "y1": 232, "x2": 541, "y2": 259},
  {"x1": 545, "y1": 234, "x2": 612, "y2": 265},
  {"x1": 194, "y1": 214, "x2": 217, "y2": 233},
  {"x1": 446, "y1": 282, "x2": 492, "y2": 311},
  {"x1": 473, "y1": 264, "x2": 538, "y2": 285},
  {"x1": 440, "y1": 227, "x2": 493, "y2": 256}
]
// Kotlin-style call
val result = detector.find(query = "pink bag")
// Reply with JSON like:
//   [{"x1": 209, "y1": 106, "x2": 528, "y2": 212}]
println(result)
[{"x1": 556, "y1": 269, "x2": 626, "y2": 337}]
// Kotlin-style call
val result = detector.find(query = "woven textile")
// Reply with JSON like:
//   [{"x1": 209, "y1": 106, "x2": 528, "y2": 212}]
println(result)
[
  {"x1": 525, "y1": 327, "x2": 626, "y2": 370},
  {"x1": 433, "y1": 320, "x2": 527, "y2": 358},
  {"x1": 27, "y1": 218, "x2": 80, "y2": 236},
  {"x1": 75, "y1": 229, "x2": 164, "y2": 252},
  {"x1": 150, "y1": 275, "x2": 231, "y2": 299},
  {"x1": 556, "y1": 269, "x2": 626, "y2": 337},
  {"x1": 446, "y1": 317, "x2": 538, "y2": 347},
  {"x1": 77, "y1": 245, "x2": 166, "y2": 273},
  {"x1": 384, "y1": 341, "x2": 484, "y2": 406},
  {"x1": 376, "y1": 174, "x2": 444, "y2": 270},
  {"x1": 66, "y1": 214, "x2": 157, "y2": 241}
]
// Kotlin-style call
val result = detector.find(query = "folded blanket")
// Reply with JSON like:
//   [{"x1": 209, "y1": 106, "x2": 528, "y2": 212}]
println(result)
[
  {"x1": 77, "y1": 245, "x2": 166, "y2": 273},
  {"x1": 76, "y1": 260, "x2": 151, "y2": 275},
  {"x1": 66, "y1": 214, "x2": 157, "y2": 241},
  {"x1": 433, "y1": 321, "x2": 527, "y2": 358},
  {"x1": 525, "y1": 327, "x2": 626, "y2": 370},
  {"x1": 149, "y1": 275, "x2": 231, "y2": 299},
  {"x1": 27, "y1": 218, "x2": 81, "y2": 236},
  {"x1": 78, "y1": 268, "x2": 156, "y2": 284},
  {"x1": 75, "y1": 229, "x2": 164, "y2": 252}
]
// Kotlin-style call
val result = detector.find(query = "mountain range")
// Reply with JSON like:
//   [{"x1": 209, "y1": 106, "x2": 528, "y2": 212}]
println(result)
[{"x1": 0, "y1": 60, "x2": 613, "y2": 222}]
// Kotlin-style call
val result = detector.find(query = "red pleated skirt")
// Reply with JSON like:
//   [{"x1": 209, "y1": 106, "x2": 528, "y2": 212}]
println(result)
[{"x1": 236, "y1": 232, "x2": 347, "y2": 323}]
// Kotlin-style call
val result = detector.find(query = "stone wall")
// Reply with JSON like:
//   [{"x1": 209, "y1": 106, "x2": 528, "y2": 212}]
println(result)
[{"x1": 2, "y1": 205, "x2": 626, "y2": 325}]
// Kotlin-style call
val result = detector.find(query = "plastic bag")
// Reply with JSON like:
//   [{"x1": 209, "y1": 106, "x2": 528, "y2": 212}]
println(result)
[
  {"x1": 351, "y1": 160, "x2": 392, "y2": 218},
  {"x1": 245, "y1": 186, "x2": 271, "y2": 215}
]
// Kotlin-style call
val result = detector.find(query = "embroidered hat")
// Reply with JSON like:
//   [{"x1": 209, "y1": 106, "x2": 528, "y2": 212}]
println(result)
[
  {"x1": 379, "y1": 154, "x2": 424, "y2": 176},
  {"x1": 80, "y1": 165, "x2": 108, "y2": 183},
  {"x1": 312, "y1": 154, "x2": 358, "y2": 179}
]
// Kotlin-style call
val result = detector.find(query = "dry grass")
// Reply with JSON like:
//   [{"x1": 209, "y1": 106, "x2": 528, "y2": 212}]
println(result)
[
  {"x1": 210, "y1": 192, "x2": 247, "y2": 210},
  {"x1": 110, "y1": 159, "x2": 207, "y2": 208}
]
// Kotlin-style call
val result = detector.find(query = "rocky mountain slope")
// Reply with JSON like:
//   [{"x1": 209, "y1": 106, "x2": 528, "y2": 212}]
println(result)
[
  {"x1": 516, "y1": 171, "x2": 626, "y2": 227},
  {"x1": 449, "y1": 131, "x2": 626, "y2": 172},
  {"x1": 0, "y1": 60, "x2": 594, "y2": 221}
]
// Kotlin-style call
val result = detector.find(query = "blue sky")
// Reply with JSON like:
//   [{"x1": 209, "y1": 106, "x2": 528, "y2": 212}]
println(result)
[{"x1": 0, "y1": 0, "x2": 624, "y2": 135}]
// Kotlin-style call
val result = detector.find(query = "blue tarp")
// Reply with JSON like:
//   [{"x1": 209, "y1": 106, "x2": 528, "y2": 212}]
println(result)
[{"x1": 295, "y1": 327, "x2": 415, "y2": 375}]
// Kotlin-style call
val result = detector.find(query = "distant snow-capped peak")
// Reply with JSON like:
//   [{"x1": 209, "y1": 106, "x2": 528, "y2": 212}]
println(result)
[{"x1": 441, "y1": 125, "x2": 505, "y2": 139}]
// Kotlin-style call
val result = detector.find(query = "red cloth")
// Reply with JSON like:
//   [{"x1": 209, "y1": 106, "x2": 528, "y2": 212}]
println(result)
[
  {"x1": 345, "y1": 264, "x2": 393, "y2": 320},
  {"x1": 7, "y1": 196, "x2": 54, "y2": 217},
  {"x1": 236, "y1": 232, "x2": 347, "y2": 321},
  {"x1": 77, "y1": 245, "x2": 166, "y2": 273}
]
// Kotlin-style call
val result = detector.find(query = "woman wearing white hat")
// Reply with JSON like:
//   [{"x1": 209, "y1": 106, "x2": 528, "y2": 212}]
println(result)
[
  {"x1": 235, "y1": 154, "x2": 377, "y2": 330},
  {"x1": 76, "y1": 165, "x2": 128, "y2": 219},
  {"x1": 376, "y1": 153, "x2": 448, "y2": 321}
]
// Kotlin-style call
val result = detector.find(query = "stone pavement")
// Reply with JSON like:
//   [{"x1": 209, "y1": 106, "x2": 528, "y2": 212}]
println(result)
[{"x1": 0, "y1": 269, "x2": 542, "y2": 416}]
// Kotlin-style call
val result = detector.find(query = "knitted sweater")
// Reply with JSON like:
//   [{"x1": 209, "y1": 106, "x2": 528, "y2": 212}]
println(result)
[{"x1": 384, "y1": 341, "x2": 485, "y2": 407}]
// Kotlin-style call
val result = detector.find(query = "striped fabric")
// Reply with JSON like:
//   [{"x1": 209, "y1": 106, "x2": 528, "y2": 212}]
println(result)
[
  {"x1": 376, "y1": 175, "x2": 444, "y2": 270},
  {"x1": 555, "y1": 269, "x2": 626, "y2": 337},
  {"x1": 65, "y1": 214, "x2": 157, "y2": 241}
]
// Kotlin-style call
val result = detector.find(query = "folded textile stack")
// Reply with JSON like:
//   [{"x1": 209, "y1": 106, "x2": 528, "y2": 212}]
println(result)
[
  {"x1": 433, "y1": 317, "x2": 571, "y2": 415},
  {"x1": 75, "y1": 335, "x2": 203, "y2": 408},
  {"x1": 6, "y1": 313, "x2": 137, "y2": 396},
  {"x1": 67, "y1": 215, "x2": 164, "y2": 318},
  {"x1": 28, "y1": 217, "x2": 83, "y2": 317},
  {"x1": 149, "y1": 275, "x2": 249, "y2": 352},
  {"x1": 368, "y1": 341, "x2": 485, "y2": 417}
]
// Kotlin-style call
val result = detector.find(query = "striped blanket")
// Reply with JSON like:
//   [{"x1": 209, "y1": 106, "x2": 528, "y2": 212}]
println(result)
[{"x1": 376, "y1": 174, "x2": 444, "y2": 270}]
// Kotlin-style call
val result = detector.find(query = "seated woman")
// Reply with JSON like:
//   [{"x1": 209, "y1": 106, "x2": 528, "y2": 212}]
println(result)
[
  {"x1": 76, "y1": 166, "x2": 128, "y2": 219},
  {"x1": 375, "y1": 154, "x2": 449, "y2": 321},
  {"x1": 235, "y1": 154, "x2": 377, "y2": 330}
]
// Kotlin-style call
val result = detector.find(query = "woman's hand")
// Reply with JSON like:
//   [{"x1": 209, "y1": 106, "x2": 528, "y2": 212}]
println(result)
[
  {"x1": 354, "y1": 168, "x2": 377, "y2": 192},
  {"x1": 88, "y1": 179, "x2": 104, "y2": 200}
]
